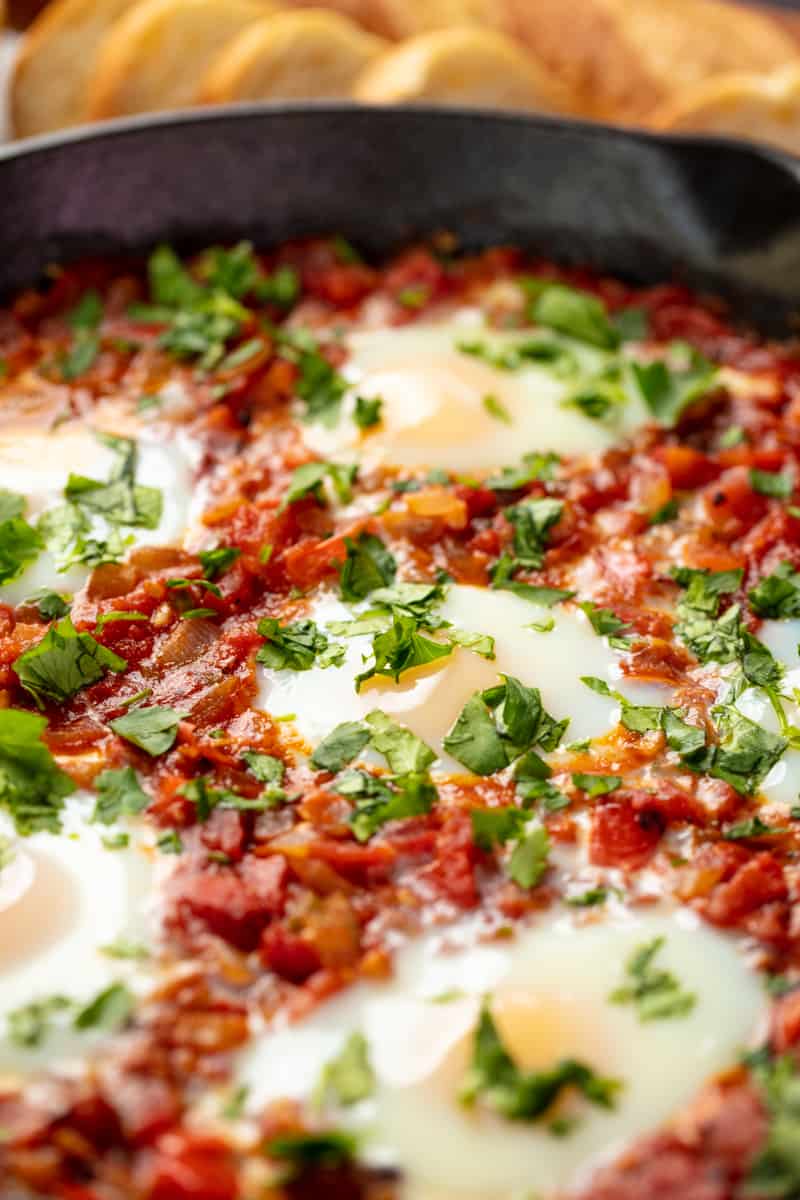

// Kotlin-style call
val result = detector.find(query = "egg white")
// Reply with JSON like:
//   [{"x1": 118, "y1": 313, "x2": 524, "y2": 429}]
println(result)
[
  {"x1": 0, "y1": 420, "x2": 202, "y2": 606},
  {"x1": 0, "y1": 793, "x2": 155, "y2": 1083},
  {"x1": 235, "y1": 906, "x2": 765, "y2": 1200},
  {"x1": 731, "y1": 618, "x2": 800, "y2": 806},
  {"x1": 258, "y1": 584, "x2": 669, "y2": 771},
  {"x1": 302, "y1": 312, "x2": 651, "y2": 472}
]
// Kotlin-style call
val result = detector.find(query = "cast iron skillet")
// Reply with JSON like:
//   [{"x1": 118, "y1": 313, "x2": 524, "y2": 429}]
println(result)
[{"x1": 1, "y1": 103, "x2": 800, "y2": 332}]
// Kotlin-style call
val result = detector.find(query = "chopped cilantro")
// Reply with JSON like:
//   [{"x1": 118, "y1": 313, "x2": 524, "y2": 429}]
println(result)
[
  {"x1": 365, "y1": 709, "x2": 436, "y2": 774},
  {"x1": 315, "y1": 1032, "x2": 375, "y2": 1107},
  {"x1": 571, "y1": 773, "x2": 622, "y2": 797},
  {"x1": 156, "y1": 829, "x2": 183, "y2": 854},
  {"x1": 342, "y1": 768, "x2": 436, "y2": 842},
  {"x1": 724, "y1": 814, "x2": 789, "y2": 840},
  {"x1": 13, "y1": 616, "x2": 126, "y2": 708},
  {"x1": 525, "y1": 282, "x2": 619, "y2": 350},
  {"x1": 483, "y1": 393, "x2": 512, "y2": 424},
  {"x1": 266, "y1": 1130, "x2": 356, "y2": 1170},
  {"x1": 610, "y1": 937, "x2": 696, "y2": 1021},
  {"x1": 0, "y1": 708, "x2": 75, "y2": 835},
  {"x1": 94, "y1": 610, "x2": 148, "y2": 632},
  {"x1": 749, "y1": 562, "x2": 800, "y2": 620},
  {"x1": 277, "y1": 327, "x2": 348, "y2": 426},
  {"x1": 579, "y1": 601, "x2": 631, "y2": 649},
  {"x1": 444, "y1": 674, "x2": 567, "y2": 775},
  {"x1": 353, "y1": 393, "x2": 382, "y2": 429},
  {"x1": 565, "y1": 887, "x2": 609, "y2": 907},
  {"x1": 109, "y1": 705, "x2": 183, "y2": 756},
  {"x1": 750, "y1": 468, "x2": 793, "y2": 499},
  {"x1": 310, "y1": 720, "x2": 371, "y2": 773},
  {"x1": 629, "y1": 348, "x2": 717, "y2": 427},
  {"x1": 338, "y1": 532, "x2": 396, "y2": 601},
  {"x1": 281, "y1": 460, "x2": 357, "y2": 512},
  {"x1": 91, "y1": 766, "x2": 148, "y2": 825},
  {"x1": 485, "y1": 451, "x2": 560, "y2": 492},
  {"x1": 0, "y1": 490, "x2": 42, "y2": 585},
  {"x1": 25, "y1": 589, "x2": 71, "y2": 620},
  {"x1": 746, "y1": 1053, "x2": 800, "y2": 1198},
  {"x1": 257, "y1": 617, "x2": 345, "y2": 671},
  {"x1": 504, "y1": 497, "x2": 563, "y2": 570},
  {"x1": 199, "y1": 545, "x2": 241, "y2": 580},
  {"x1": 6, "y1": 995, "x2": 73, "y2": 1048},
  {"x1": 354, "y1": 611, "x2": 452, "y2": 690},
  {"x1": 73, "y1": 982, "x2": 134, "y2": 1032},
  {"x1": 708, "y1": 705, "x2": 787, "y2": 796},
  {"x1": 460, "y1": 1000, "x2": 621, "y2": 1120}
]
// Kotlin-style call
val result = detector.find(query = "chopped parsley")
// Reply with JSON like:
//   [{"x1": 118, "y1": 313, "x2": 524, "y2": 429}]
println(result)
[
  {"x1": 460, "y1": 1000, "x2": 621, "y2": 1121},
  {"x1": 13, "y1": 616, "x2": 126, "y2": 708},
  {"x1": 109, "y1": 705, "x2": 183, "y2": 756},
  {"x1": 609, "y1": 937, "x2": 696, "y2": 1021}
]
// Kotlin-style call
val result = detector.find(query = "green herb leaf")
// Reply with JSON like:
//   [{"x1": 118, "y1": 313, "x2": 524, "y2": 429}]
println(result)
[
  {"x1": 13, "y1": 616, "x2": 126, "y2": 708},
  {"x1": 109, "y1": 706, "x2": 183, "y2": 756},
  {"x1": 0, "y1": 709, "x2": 75, "y2": 835},
  {"x1": 315, "y1": 1032, "x2": 375, "y2": 1107},
  {"x1": 73, "y1": 982, "x2": 134, "y2": 1032},
  {"x1": 364, "y1": 709, "x2": 436, "y2": 774},
  {"x1": 749, "y1": 562, "x2": 800, "y2": 620},
  {"x1": 630, "y1": 349, "x2": 717, "y2": 427},
  {"x1": 310, "y1": 720, "x2": 371, "y2": 773},
  {"x1": 280, "y1": 459, "x2": 357, "y2": 511},
  {"x1": 610, "y1": 937, "x2": 696, "y2": 1021},
  {"x1": 25, "y1": 589, "x2": 71, "y2": 620},
  {"x1": 571, "y1": 773, "x2": 622, "y2": 797},
  {"x1": 750, "y1": 468, "x2": 793, "y2": 499},
  {"x1": 444, "y1": 675, "x2": 567, "y2": 775},
  {"x1": 460, "y1": 1000, "x2": 621, "y2": 1121},
  {"x1": 485, "y1": 452, "x2": 560, "y2": 492},
  {"x1": 91, "y1": 766, "x2": 148, "y2": 825},
  {"x1": 338, "y1": 532, "x2": 396, "y2": 601},
  {"x1": 266, "y1": 1130, "x2": 356, "y2": 1170},
  {"x1": 504, "y1": 497, "x2": 563, "y2": 570},
  {"x1": 199, "y1": 545, "x2": 241, "y2": 580},
  {"x1": 526, "y1": 283, "x2": 619, "y2": 350},
  {"x1": 257, "y1": 617, "x2": 345, "y2": 671},
  {"x1": 354, "y1": 394, "x2": 383, "y2": 429}
]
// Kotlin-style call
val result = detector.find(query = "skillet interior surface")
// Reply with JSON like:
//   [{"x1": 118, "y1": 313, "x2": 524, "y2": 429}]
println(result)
[{"x1": 0, "y1": 104, "x2": 799, "y2": 333}]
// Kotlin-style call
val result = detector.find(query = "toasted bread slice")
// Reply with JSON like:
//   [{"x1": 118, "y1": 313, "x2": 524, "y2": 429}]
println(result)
[
  {"x1": 353, "y1": 25, "x2": 575, "y2": 113},
  {"x1": 652, "y1": 65, "x2": 800, "y2": 156},
  {"x1": 502, "y1": 0, "x2": 800, "y2": 122},
  {"x1": 11, "y1": 0, "x2": 140, "y2": 137},
  {"x1": 85, "y1": 0, "x2": 274, "y2": 120},
  {"x1": 279, "y1": 0, "x2": 502, "y2": 41},
  {"x1": 201, "y1": 9, "x2": 386, "y2": 104}
]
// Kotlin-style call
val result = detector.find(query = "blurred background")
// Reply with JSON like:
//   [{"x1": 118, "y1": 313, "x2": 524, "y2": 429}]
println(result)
[{"x1": 4, "y1": 0, "x2": 800, "y2": 154}]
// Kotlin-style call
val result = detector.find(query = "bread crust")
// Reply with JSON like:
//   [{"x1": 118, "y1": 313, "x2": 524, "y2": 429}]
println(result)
[
  {"x1": 200, "y1": 9, "x2": 387, "y2": 104},
  {"x1": 84, "y1": 0, "x2": 273, "y2": 120},
  {"x1": 502, "y1": 0, "x2": 800, "y2": 122},
  {"x1": 352, "y1": 25, "x2": 576, "y2": 113},
  {"x1": 11, "y1": 0, "x2": 139, "y2": 137},
  {"x1": 652, "y1": 64, "x2": 800, "y2": 156}
]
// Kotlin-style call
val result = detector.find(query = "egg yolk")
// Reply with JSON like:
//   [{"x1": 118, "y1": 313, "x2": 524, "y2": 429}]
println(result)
[{"x1": 428, "y1": 991, "x2": 613, "y2": 1119}]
